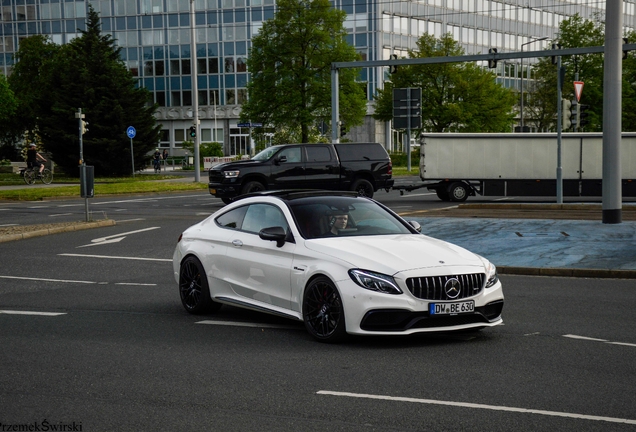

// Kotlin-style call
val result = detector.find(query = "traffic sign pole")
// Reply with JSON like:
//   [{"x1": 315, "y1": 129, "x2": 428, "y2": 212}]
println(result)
[{"x1": 127, "y1": 126, "x2": 136, "y2": 177}]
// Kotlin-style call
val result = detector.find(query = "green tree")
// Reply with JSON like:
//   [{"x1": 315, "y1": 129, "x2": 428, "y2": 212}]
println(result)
[
  {"x1": 373, "y1": 33, "x2": 517, "y2": 132},
  {"x1": 240, "y1": 0, "x2": 367, "y2": 143},
  {"x1": 525, "y1": 14, "x2": 633, "y2": 132},
  {"x1": 15, "y1": 5, "x2": 160, "y2": 176},
  {"x1": 0, "y1": 74, "x2": 19, "y2": 159}
]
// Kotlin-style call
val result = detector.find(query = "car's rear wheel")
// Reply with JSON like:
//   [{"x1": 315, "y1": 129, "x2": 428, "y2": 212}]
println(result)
[
  {"x1": 351, "y1": 178, "x2": 374, "y2": 198},
  {"x1": 179, "y1": 256, "x2": 221, "y2": 314},
  {"x1": 302, "y1": 276, "x2": 346, "y2": 343},
  {"x1": 241, "y1": 180, "x2": 266, "y2": 195}
]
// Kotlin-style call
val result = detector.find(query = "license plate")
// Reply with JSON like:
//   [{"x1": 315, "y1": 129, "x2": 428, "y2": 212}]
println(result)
[
  {"x1": 429, "y1": 300, "x2": 474, "y2": 316},
  {"x1": 209, "y1": 188, "x2": 216, "y2": 194}
]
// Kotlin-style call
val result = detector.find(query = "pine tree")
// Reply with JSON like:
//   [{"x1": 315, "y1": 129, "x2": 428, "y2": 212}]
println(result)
[{"x1": 36, "y1": 5, "x2": 160, "y2": 176}]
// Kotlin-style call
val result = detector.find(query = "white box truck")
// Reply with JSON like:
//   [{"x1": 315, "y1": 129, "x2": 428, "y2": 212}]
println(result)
[{"x1": 394, "y1": 132, "x2": 636, "y2": 201}]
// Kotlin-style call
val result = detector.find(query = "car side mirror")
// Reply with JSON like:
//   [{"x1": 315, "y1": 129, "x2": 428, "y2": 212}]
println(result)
[
  {"x1": 275, "y1": 155, "x2": 287, "y2": 165},
  {"x1": 259, "y1": 226, "x2": 287, "y2": 247},
  {"x1": 408, "y1": 220, "x2": 421, "y2": 233}
]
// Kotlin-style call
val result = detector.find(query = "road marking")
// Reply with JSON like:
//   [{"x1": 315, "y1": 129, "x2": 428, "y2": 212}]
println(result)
[
  {"x1": 563, "y1": 334, "x2": 636, "y2": 348},
  {"x1": 59, "y1": 253, "x2": 171, "y2": 262},
  {"x1": 195, "y1": 212, "x2": 213, "y2": 216},
  {"x1": 115, "y1": 282, "x2": 157, "y2": 286},
  {"x1": 57, "y1": 204, "x2": 83, "y2": 208},
  {"x1": 28, "y1": 206, "x2": 49, "y2": 209},
  {"x1": 114, "y1": 218, "x2": 146, "y2": 223},
  {"x1": 196, "y1": 320, "x2": 301, "y2": 330},
  {"x1": 0, "y1": 275, "x2": 98, "y2": 284},
  {"x1": 316, "y1": 391, "x2": 636, "y2": 425},
  {"x1": 401, "y1": 192, "x2": 435, "y2": 197},
  {"x1": 49, "y1": 213, "x2": 74, "y2": 217},
  {"x1": 93, "y1": 195, "x2": 199, "y2": 205},
  {"x1": 0, "y1": 310, "x2": 66, "y2": 316},
  {"x1": 77, "y1": 226, "x2": 161, "y2": 248},
  {"x1": 0, "y1": 223, "x2": 19, "y2": 227}
]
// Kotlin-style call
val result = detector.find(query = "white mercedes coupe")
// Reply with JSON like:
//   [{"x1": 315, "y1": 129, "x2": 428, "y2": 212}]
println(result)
[{"x1": 173, "y1": 191, "x2": 504, "y2": 342}]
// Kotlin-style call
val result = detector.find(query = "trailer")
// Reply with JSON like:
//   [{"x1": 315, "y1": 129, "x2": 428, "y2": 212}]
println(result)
[{"x1": 393, "y1": 132, "x2": 636, "y2": 202}]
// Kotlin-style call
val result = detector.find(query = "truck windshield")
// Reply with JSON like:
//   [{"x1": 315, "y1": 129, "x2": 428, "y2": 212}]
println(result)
[{"x1": 252, "y1": 146, "x2": 283, "y2": 161}]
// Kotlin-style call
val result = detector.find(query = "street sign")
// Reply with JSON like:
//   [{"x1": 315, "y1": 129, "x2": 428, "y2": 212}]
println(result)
[
  {"x1": 392, "y1": 88, "x2": 422, "y2": 129},
  {"x1": 574, "y1": 81, "x2": 584, "y2": 102},
  {"x1": 126, "y1": 126, "x2": 136, "y2": 139},
  {"x1": 237, "y1": 123, "x2": 263, "y2": 128}
]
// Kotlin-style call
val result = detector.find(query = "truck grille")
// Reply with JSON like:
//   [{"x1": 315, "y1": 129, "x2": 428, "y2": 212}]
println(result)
[
  {"x1": 209, "y1": 170, "x2": 224, "y2": 182},
  {"x1": 406, "y1": 273, "x2": 485, "y2": 300}
]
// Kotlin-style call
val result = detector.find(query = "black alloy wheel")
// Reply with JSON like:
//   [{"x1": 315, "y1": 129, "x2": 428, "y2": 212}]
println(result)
[
  {"x1": 351, "y1": 178, "x2": 374, "y2": 198},
  {"x1": 179, "y1": 256, "x2": 221, "y2": 314},
  {"x1": 302, "y1": 277, "x2": 346, "y2": 343},
  {"x1": 241, "y1": 180, "x2": 266, "y2": 195}
]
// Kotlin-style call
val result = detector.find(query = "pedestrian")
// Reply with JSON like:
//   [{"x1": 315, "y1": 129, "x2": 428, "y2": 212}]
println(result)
[
  {"x1": 26, "y1": 144, "x2": 47, "y2": 175},
  {"x1": 162, "y1": 149, "x2": 169, "y2": 161}
]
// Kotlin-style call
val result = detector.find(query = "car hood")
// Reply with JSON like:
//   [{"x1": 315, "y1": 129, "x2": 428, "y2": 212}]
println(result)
[
  {"x1": 304, "y1": 234, "x2": 484, "y2": 275},
  {"x1": 211, "y1": 159, "x2": 264, "y2": 170}
]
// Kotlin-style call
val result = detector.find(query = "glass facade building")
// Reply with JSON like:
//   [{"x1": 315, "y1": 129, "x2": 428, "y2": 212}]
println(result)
[{"x1": 1, "y1": 0, "x2": 635, "y2": 154}]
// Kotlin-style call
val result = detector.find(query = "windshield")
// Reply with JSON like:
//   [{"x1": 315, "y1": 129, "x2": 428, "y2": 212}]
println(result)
[
  {"x1": 251, "y1": 146, "x2": 283, "y2": 161},
  {"x1": 289, "y1": 196, "x2": 415, "y2": 239}
]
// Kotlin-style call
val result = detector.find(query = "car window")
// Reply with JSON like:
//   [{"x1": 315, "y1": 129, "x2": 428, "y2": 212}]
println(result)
[
  {"x1": 252, "y1": 145, "x2": 283, "y2": 161},
  {"x1": 241, "y1": 203, "x2": 289, "y2": 234},
  {"x1": 305, "y1": 146, "x2": 332, "y2": 162},
  {"x1": 291, "y1": 197, "x2": 413, "y2": 239},
  {"x1": 278, "y1": 147, "x2": 302, "y2": 163},
  {"x1": 215, "y1": 205, "x2": 248, "y2": 230}
]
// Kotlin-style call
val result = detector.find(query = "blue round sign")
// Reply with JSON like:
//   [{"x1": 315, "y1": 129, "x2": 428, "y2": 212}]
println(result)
[{"x1": 126, "y1": 126, "x2": 136, "y2": 139}]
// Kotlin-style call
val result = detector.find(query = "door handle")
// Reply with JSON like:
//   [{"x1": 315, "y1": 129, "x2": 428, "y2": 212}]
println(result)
[{"x1": 232, "y1": 239, "x2": 243, "y2": 247}]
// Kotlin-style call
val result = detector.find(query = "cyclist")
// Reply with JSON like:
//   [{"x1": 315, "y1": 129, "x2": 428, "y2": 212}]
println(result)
[
  {"x1": 26, "y1": 144, "x2": 47, "y2": 176},
  {"x1": 152, "y1": 149, "x2": 162, "y2": 172}
]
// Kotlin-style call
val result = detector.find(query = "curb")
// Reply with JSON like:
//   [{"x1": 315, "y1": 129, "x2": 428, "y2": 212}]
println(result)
[
  {"x1": 0, "y1": 219, "x2": 116, "y2": 243},
  {"x1": 498, "y1": 266, "x2": 636, "y2": 279}
]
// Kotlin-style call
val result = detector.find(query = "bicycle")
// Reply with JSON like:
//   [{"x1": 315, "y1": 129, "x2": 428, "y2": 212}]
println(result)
[{"x1": 20, "y1": 167, "x2": 53, "y2": 185}]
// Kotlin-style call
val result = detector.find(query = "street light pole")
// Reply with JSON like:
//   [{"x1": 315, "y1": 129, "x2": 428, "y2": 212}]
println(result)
[
  {"x1": 190, "y1": 0, "x2": 200, "y2": 182},
  {"x1": 520, "y1": 36, "x2": 548, "y2": 131}
]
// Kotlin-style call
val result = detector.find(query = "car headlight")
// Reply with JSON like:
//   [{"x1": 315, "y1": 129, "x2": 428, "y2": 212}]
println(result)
[
  {"x1": 348, "y1": 269, "x2": 402, "y2": 295},
  {"x1": 223, "y1": 170, "x2": 240, "y2": 178},
  {"x1": 485, "y1": 260, "x2": 499, "y2": 288}
]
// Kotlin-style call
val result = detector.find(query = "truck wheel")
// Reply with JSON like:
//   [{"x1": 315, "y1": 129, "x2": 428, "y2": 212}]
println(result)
[
  {"x1": 449, "y1": 182, "x2": 469, "y2": 202},
  {"x1": 436, "y1": 188, "x2": 450, "y2": 201},
  {"x1": 221, "y1": 197, "x2": 232, "y2": 205},
  {"x1": 241, "y1": 181, "x2": 265, "y2": 195},
  {"x1": 351, "y1": 179, "x2": 374, "y2": 198}
]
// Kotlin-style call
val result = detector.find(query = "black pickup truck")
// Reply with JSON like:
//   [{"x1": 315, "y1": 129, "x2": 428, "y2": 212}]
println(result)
[{"x1": 208, "y1": 143, "x2": 394, "y2": 203}]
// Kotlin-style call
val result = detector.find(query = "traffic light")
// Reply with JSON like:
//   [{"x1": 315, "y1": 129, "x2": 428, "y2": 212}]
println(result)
[
  {"x1": 81, "y1": 119, "x2": 89, "y2": 135},
  {"x1": 389, "y1": 54, "x2": 398, "y2": 74},
  {"x1": 340, "y1": 122, "x2": 346, "y2": 137},
  {"x1": 488, "y1": 48, "x2": 497, "y2": 69},
  {"x1": 562, "y1": 99, "x2": 572, "y2": 131},
  {"x1": 189, "y1": 125, "x2": 196, "y2": 138},
  {"x1": 623, "y1": 38, "x2": 630, "y2": 60},
  {"x1": 578, "y1": 104, "x2": 590, "y2": 129}
]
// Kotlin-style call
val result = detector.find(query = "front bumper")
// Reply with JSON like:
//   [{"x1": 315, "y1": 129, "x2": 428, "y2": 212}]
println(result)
[
  {"x1": 208, "y1": 182, "x2": 240, "y2": 198},
  {"x1": 338, "y1": 277, "x2": 504, "y2": 336}
]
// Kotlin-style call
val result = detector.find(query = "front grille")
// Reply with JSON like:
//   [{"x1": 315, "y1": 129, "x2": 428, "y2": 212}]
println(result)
[
  {"x1": 209, "y1": 170, "x2": 224, "y2": 182},
  {"x1": 406, "y1": 273, "x2": 485, "y2": 300}
]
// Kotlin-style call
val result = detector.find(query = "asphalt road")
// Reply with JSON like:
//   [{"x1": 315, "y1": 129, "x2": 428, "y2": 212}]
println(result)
[{"x1": 1, "y1": 190, "x2": 636, "y2": 431}]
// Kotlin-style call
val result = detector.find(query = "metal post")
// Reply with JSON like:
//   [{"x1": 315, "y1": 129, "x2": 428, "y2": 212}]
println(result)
[
  {"x1": 331, "y1": 65, "x2": 340, "y2": 143},
  {"x1": 556, "y1": 58, "x2": 563, "y2": 204},
  {"x1": 602, "y1": 0, "x2": 623, "y2": 224},
  {"x1": 190, "y1": 0, "x2": 200, "y2": 182},
  {"x1": 130, "y1": 137, "x2": 135, "y2": 177}
]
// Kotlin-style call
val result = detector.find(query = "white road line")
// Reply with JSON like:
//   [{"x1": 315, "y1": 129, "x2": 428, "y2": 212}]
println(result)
[
  {"x1": 93, "y1": 195, "x2": 198, "y2": 205},
  {"x1": 196, "y1": 320, "x2": 301, "y2": 330},
  {"x1": 28, "y1": 206, "x2": 49, "y2": 209},
  {"x1": 59, "y1": 253, "x2": 171, "y2": 262},
  {"x1": 0, "y1": 223, "x2": 19, "y2": 227},
  {"x1": 0, "y1": 310, "x2": 66, "y2": 316},
  {"x1": 563, "y1": 334, "x2": 636, "y2": 348},
  {"x1": 195, "y1": 212, "x2": 212, "y2": 216},
  {"x1": 57, "y1": 204, "x2": 83, "y2": 208},
  {"x1": 401, "y1": 192, "x2": 435, "y2": 197},
  {"x1": 91, "y1": 227, "x2": 160, "y2": 243},
  {"x1": 563, "y1": 334, "x2": 609, "y2": 342},
  {"x1": 114, "y1": 218, "x2": 145, "y2": 223},
  {"x1": 49, "y1": 213, "x2": 74, "y2": 217},
  {"x1": 0, "y1": 275, "x2": 98, "y2": 284},
  {"x1": 494, "y1": 197, "x2": 513, "y2": 201},
  {"x1": 114, "y1": 282, "x2": 157, "y2": 286},
  {"x1": 316, "y1": 391, "x2": 636, "y2": 425}
]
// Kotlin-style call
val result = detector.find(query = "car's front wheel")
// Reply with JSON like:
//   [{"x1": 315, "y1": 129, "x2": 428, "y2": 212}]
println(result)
[
  {"x1": 302, "y1": 277, "x2": 346, "y2": 343},
  {"x1": 179, "y1": 256, "x2": 221, "y2": 314},
  {"x1": 241, "y1": 181, "x2": 266, "y2": 195}
]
